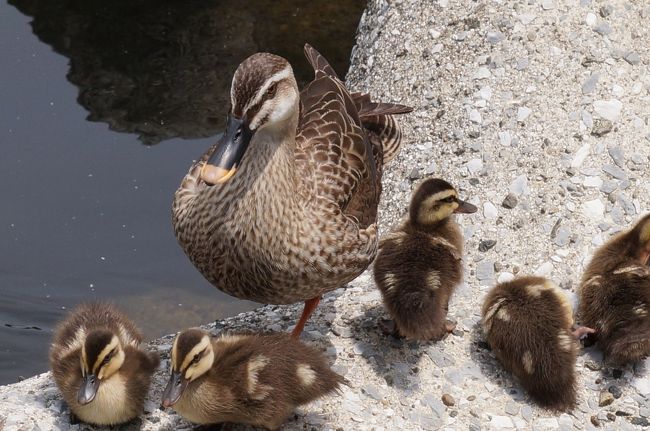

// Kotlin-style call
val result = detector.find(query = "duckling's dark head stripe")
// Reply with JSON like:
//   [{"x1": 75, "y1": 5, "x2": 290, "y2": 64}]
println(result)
[
  {"x1": 83, "y1": 329, "x2": 115, "y2": 367},
  {"x1": 231, "y1": 53, "x2": 291, "y2": 119}
]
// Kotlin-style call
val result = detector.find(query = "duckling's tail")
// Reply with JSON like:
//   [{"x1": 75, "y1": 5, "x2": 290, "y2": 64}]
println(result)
[{"x1": 350, "y1": 92, "x2": 413, "y2": 164}]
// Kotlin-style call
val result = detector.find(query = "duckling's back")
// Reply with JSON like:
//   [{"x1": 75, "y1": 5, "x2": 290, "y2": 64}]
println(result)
[
  {"x1": 579, "y1": 265, "x2": 650, "y2": 365},
  {"x1": 204, "y1": 332, "x2": 343, "y2": 429},
  {"x1": 482, "y1": 277, "x2": 577, "y2": 411},
  {"x1": 373, "y1": 224, "x2": 463, "y2": 340}
]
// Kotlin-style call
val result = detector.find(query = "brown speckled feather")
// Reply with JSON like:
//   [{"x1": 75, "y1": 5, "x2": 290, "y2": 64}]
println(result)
[
  {"x1": 482, "y1": 277, "x2": 577, "y2": 411},
  {"x1": 172, "y1": 45, "x2": 411, "y2": 305},
  {"x1": 578, "y1": 214, "x2": 650, "y2": 366}
]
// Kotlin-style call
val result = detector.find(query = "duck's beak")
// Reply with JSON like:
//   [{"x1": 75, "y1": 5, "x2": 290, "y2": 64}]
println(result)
[
  {"x1": 77, "y1": 374, "x2": 100, "y2": 405},
  {"x1": 454, "y1": 199, "x2": 478, "y2": 214},
  {"x1": 200, "y1": 114, "x2": 254, "y2": 185},
  {"x1": 161, "y1": 371, "x2": 188, "y2": 408}
]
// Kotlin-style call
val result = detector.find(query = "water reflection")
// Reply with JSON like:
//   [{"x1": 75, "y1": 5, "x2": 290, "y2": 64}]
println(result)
[
  {"x1": 9, "y1": 0, "x2": 366, "y2": 144},
  {"x1": 1, "y1": 0, "x2": 365, "y2": 384}
]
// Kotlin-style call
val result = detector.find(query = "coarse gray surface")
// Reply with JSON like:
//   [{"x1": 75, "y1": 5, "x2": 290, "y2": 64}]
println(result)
[{"x1": 1, "y1": 0, "x2": 650, "y2": 429}]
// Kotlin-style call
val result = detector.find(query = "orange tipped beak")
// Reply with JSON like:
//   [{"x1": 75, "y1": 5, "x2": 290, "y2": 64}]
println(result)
[{"x1": 200, "y1": 163, "x2": 237, "y2": 185}]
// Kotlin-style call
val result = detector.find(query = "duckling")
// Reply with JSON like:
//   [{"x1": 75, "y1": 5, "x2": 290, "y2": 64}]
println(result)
[
  {"x1": 161, "y1": 328, "x2": 344, "y2": 430},
  {"x1": 482, "y1": 276, "x2": 593, "y2": 411},
  {"x1": 373, "y1": 178, "x2": 477, "y2": 340},
  {"x1": 49, "y1": 303, "x2": 160, "y2": 425},
  {"x1": 578, "y1": 213, "x2": 650, "y2": 366}
]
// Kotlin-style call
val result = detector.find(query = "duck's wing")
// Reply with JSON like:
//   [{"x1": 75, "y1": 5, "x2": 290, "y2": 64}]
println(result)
[{"x1": 295, "y1": 45, "x2": 379, "y2": 226}]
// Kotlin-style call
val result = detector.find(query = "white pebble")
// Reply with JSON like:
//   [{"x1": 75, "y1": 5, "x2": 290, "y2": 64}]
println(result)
[
  {"x1": 583, "y1": 176, "x2": 603, "y2": 188},
  {"x1": 585, "y1": 12, "x2": 597, "y2": 26},
  {"x1": 497, "y1": 272, "x2": 515, "y2": 283},
  {"x1": 483, "y1": 202, "x2": 498, "y2": 219},
  {"x1": 534, "y1": 261, "x2": 554, "y2": 277},
  {"x1": 517, "y1": 106, "x2": 532, "y2": 122},
  {"x1": 593, "y1": 99, "x2": 623, "y2": 122},
  {"x1": 570, "y1": 143, "x2": 591, "y2": 168},
  {"x1": 498, "y1": 131, "x2": 512, "y2": 146},
  {"x1": 582, "y1": 199, "x2": 605, "y2": 221},
  {"x1": 509, "y1": 175, "x2": 529, "y2": 196},
  {"x1": 469, "y1": 109, "x2": 482, "y2": 124},
  {"x1": 466, "y1": 158, "x2": 483, "y2": 175},
  {"x1": 475, "y1": 67, "x2": 491, "y2": 80}
]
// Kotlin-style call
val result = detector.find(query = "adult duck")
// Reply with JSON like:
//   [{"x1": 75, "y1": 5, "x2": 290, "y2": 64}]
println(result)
[{"x1": 172, "y1": 44, "x2": 412, "y2": 337}]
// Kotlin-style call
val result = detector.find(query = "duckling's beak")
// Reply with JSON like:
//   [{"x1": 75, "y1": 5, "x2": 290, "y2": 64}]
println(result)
[
  {"x1": 454, "y1": 199, "x2": 478, "y2": 214},
  {"x1": 161, "y1": 371, "x2": 188, "y2": 408},
  {"x1": 201, "y1": 115, "x2": 254, "y2": 185},
  {"x1": 77, "y1": 374, "x2": 100, "y2": 405}
]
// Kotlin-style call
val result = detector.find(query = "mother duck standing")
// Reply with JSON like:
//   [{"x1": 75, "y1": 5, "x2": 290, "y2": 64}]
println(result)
[{"x1": 172, "y1": 45, "x2": 411, "y2": 337}]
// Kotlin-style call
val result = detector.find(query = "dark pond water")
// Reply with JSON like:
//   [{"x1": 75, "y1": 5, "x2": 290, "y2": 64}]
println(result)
[{"x1": 0, "y1": 0, "x2": 365, "y2": 385}]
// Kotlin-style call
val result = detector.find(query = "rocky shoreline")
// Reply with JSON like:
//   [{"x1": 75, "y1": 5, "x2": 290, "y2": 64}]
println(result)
[{"x1": 2, "y1": 0, "x2": 650, "y2": 429}]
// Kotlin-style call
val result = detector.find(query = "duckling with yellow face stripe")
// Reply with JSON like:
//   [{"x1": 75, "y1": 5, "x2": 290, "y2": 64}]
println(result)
[
  {"x1": 373, "y1": 178, "x2": 477, "y2": 340},
  {"x1": 161, "y1": 328, "x2": 344, "y2": 430},
  {"x1": 49, "y1": 303, "x2": 160, "y2": 425},
  {"x1": 482, "y1": 276, "x2": 593, "y2": 411},
  {"x1": 578, "y1": 213, "x2": 650, "y2": 366}
]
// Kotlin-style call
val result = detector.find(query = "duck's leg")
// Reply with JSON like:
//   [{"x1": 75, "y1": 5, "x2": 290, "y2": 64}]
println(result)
[
  {"x1": 291, "y1": 296, "x2": 321, "y2": 338},
  {"x1": 572, "y1": 326, "x2": 596, "y2": 339}
]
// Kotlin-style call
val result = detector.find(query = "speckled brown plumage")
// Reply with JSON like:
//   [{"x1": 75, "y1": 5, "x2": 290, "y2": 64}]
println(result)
[
  {"x1": 167, "y1": 329, "x2": 344, "y2": 429},
  {"x1": 172, "y1": 44, "x2": 411, "y2": 305},
  {"x1": 482, "y1": 277, "x2": 578, "y2": 411},
  {"x1": 50, "y1": 303, "x2": 159, "y2": 425},
  {"x1": 578, "y1": 213, "x2": 650, "y2": 366},
  {"x1": 373, "y1": 179, "x2": 472, "y2": 341}
]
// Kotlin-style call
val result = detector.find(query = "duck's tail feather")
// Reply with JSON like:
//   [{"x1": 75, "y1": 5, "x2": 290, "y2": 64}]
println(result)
[{"x1": 304, "y1": 43, "x2": 339, "y2": 79}]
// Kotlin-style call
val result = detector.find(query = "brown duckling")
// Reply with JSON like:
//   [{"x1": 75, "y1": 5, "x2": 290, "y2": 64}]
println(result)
[
  {"x1": 373, "y1": 178, "x2": 477, "y2": 340},
  {"x1": 161, "y1": 328, "x2": 344, "y2": 430},
  {"x1": 49, "y1": 303, "x2": 160, "y2": 425},
  {"x1": 482, "y1": 276, "x2": 593, "y2": 411},
  {"x1": 578, "y1": 213, "x2": 650, "y2": 366}
]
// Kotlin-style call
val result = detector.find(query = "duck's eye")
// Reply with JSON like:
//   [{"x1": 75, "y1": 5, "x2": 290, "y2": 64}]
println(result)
[
  {"x1": 192, "y1": 354, "x2": 200, "y2": 364},
  {"x1": 266, "y1": 83, "x2": 277, "y2": 97},
  {"x1": 102, "y1": 355, "x2": 111, "y2": 365}
]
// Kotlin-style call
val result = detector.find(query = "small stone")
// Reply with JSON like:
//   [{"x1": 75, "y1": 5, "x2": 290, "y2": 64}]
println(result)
[
  {"x1": 590, "y1": 415, "x2": 601, "y2": 427},
  {"x1": 490, "y1": 416, "x2": 514, "y2": 428},
  {"x1": 505, "y1": 401, "x2": 520, "y2": 415},
  {"x1": 594, "y1": 22, "x2": 612, "y2": 35},
  {"x1": 521, "y1": 405, "x2": 533, "y2": 421},
  {"x1": 593, "y1": 99, "x2": 622, "y2": 122},
  {"x1": 608, "y1": 146, "x2": 625, "y2": 167},
  {"x1": 541, "y1": 0, "x2": 555, "y2": 10},
  {"x1": 602, "y1": 164, "x2": 627, "y2": 180},
  {"x1": 571, "y1": 143, "x2": 591, "y2": 168},
  {"x1": 600, "y1": 5, "x2": 613, "y2": 17},
  {"x1": 498, "y1": 131, "x2": 512, "y2": 146},
  {"x1": 534, "y1": 261, "x2": 554, "y2": 277},
  {"x1": 582, "y1": 73, "x2": 599, "y2": 95},
  {"x1": 479, "y1": 240, "x2": 497, "y2": 252},
  {"x1": 409, "y1": 168, "x2": 422, "y2": 180},
  {"x1": 362, "y1": 384, "x2": 384, "y2": 401},
  {"x1": 453, "y1": 31, "x2": 467, "y2": 41},
  {"x1": 600, "y1": 180, "x2": 618, "y2": 194},
  {"x1": 515, "y1": 58, "x2": 529, "y2": 70},
  {"x1": 475, "y1": 67, "x2": 491, "y2": 80},
  {"x1": 591, "y1": 119, "x2": 613, "y2": 136},
  {"x1": 608, "y1": 385, "x2": 622, "y2": 399},
  {"x1": 582, "y1": 199, "x2": 605, "y2": 221},
  {"x1": 519, "y1": 14, "x2": 537, "y2": 25},
  {"x1": 631, "y1": 418, "x2": 650, "y2": 427},
  {"x1": 487, "y1": 31, "x2": 505, "y2": 44},
  {"x1": 497, "y1": 272, "x2": 515, "y2": 283},
  {"x1": 502, "y1": 193, "x2": 518, "y2": 209},
  {"x1": 517, "y1": 106, "x2": 532, "y2": 122},
  {"x1": 553, "y1": 226, "x2": 571, "y2": 247},
  {"x1": 509, "y1": 175, "x2": 528, "y2": 196},
  {"x1": 469, "y1": 109, "x2": 482, "y2": 124},
  {"x1": 483, "y1": 201, "x2": 498, "y2": 219},
  {"x1": 624, "y1": 52, "x2": 641, "y2": 65},
  {"x1": 585, "y1": 360, "x2": 602, "y2": 371},
  {"x1": 599, "y1": 390, "x2": 615, "y2": 407},
  {"x1": 586, "y1": 12, "x2": 597, "y2": 26},
  {"x1": 466, "y1": 159, "x2": 483, "y2": 175},
  {"x1": 441, "y1": 394, "x2": 455, "y2": 406},
  {"x1": 477, "y1": 260, "x2": 495, "y2": 282}
]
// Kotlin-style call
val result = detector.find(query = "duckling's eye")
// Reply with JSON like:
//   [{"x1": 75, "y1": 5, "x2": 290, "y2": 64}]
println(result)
[
  {"x1": 102, "y1": 355, "x2": 111, "y2": 365},
  {"x1": 192, "y1": 354, "x2": 200, "y2": 364},
  {"x1": 266, "y1": 83, "x2": 277, "y2": 97},
  {"x1": 441, "y1": 197, "x2": 455, "y2": 203}
]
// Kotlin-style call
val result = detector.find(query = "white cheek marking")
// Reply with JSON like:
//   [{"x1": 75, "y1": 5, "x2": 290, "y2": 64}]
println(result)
[{"x1": 181, "y1": 336, "x2": 211, "y2": 372}]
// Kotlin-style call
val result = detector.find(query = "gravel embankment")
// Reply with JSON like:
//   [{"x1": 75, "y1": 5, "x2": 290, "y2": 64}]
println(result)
[{"x1": 2, "y1": 0, "x2": 649, "y2": 430}]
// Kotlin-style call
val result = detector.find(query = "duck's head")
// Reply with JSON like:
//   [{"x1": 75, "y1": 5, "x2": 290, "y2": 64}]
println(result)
[
  {"x1": 201, "y1": 52, "x2": 300, "y2": 185},
  {"x1": 78, "y1": 329, "x2": 125, "y2": 405},
  {"x1": 161, "y1": 328, "x2": 214, "y2": 408},
  {"x1": 409, "y1": 178, "x2": 477, "y2": 226}
]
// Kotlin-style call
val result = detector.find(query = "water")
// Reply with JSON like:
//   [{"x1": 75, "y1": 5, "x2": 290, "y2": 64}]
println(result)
[{"x1": 0, "y1": 0, "x2": 365, "y2": 385}]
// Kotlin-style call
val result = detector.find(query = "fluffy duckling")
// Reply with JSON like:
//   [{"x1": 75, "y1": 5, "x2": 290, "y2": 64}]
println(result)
[
  {"x1": 373, "y1": 178, "x2": 477, "y2": 340},
  {"x1": 50, "y1": 303, "x2": 160, "y2": 425},
  {"x1": 161, "y1": 329, "x2": 344, "y2": 430},
  {"x1": 482, "y1": 276, "x2": 593, "y2": 411},
  {"x1": 578, "y1": 213, "x2": 650, "y2": 366}
]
